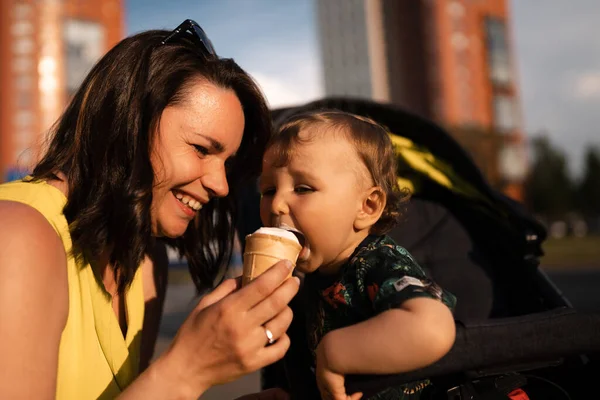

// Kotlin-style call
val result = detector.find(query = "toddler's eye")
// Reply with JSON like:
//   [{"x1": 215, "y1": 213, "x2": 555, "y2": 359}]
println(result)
[
  {"x1": 295, "y1": 185, "x2": 314, "y2": 194},
  {"x1": 260, "y1": 187, "x2": 276, "y2": 197}
]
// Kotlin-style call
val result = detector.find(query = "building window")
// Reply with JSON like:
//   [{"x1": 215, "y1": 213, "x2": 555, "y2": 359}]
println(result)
[
  {"x1": 14, "y1": 128, "x2": 33, "y2": 147},
  {"x1": 13, "y1": 37, "x2": 34, "y2": 55},
  {"x1": 15, "y1": 74, "x2": 33, "y2": 90},
  {"x1": 12, "y1": 3, "x2": 33, "y2": 20},
  {"x1": 499, "y1": 143, "x2": 528, "y2": 181},
  {"x1": 11, "y1": 21, "x2": 34, "y2": 36},
  {"x1": 13, "y1": 57, "x2": 33, "y2": 73},
  {"x1": 16, "y1": 92, "x2": 32, "y2": 108},
  {"x1": 448, "y1": 1, "x2": 466, "y2": 32},
  {"x1": 63, "y1": 19, "x2": 105, "y2": 97},
  {"x1": 493, "y1": 95, "x2": 518, "y2": 132},
  {"x1": 14, "y1": 110, "x2": 35, "y2": 127},
  {"x1": 485, "y1": 18, "x2": 511, "y2": 86}
]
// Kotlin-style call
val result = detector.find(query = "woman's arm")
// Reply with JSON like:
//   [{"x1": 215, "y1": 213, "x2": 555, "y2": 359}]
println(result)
[
  {"x1": 0, "y1": 201, "x2": 69, "y2": 399},
  {"x1": 0, "y1": 199, "x2": 299, "y2": 400},
  {"x1": 318, "y1": 297, "x2": 456, "y2": 375},
  {"x1": 118, "y1": 260, "x2": 300, "y2": 399}
]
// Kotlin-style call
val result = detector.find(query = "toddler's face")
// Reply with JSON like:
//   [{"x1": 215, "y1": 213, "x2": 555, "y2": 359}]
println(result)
[{"x1": 259, "y1": 130, "x2": 372, "y2": 274}]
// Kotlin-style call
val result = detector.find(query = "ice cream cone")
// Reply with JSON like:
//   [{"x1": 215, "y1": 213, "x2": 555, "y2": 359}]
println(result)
[{"x1": 242, "y1": 228, "x2": 302, "y2": 286}]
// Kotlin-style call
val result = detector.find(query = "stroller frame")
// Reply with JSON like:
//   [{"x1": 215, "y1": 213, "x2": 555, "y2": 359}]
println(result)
[{"x1": 236, "y1": 97, "x2": 600, "y2": 399}]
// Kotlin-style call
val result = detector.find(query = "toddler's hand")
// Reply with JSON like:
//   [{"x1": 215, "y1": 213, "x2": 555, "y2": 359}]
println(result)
[{"x1": 316, "y1": 341, "x2": 362, "y2": 400}]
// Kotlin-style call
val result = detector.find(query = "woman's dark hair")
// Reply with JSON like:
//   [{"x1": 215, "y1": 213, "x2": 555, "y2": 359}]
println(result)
[
  {"x1": 32, "y1": 30, "x2": 272, "y2": 293},
  {"x1": 268, "y1": 110, "x2": 411, "y2": 235}
]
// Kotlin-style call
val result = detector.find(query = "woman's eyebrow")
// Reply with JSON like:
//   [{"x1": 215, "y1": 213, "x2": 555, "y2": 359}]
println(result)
[{"x1": 196, "y1": 133, "x2": 225, "y2": 152}]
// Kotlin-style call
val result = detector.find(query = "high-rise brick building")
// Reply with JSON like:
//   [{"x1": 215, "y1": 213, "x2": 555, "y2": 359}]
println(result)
[
  {"x1": 317, "y1": 0, "x2": 527, "y2": 200},
  {"x1": 0, "y1": 0, "x2": 124, "y2": 182}
]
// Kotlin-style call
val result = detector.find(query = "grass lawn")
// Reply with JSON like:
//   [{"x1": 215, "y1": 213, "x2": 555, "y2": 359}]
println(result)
[{"x1": 540, "y1": 235, "x2": 600, "y2": 270}]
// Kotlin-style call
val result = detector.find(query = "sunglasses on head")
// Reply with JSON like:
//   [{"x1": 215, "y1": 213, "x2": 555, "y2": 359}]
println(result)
[{"x1": 161, "y1": 19, "x2": 217, "y2": 58}]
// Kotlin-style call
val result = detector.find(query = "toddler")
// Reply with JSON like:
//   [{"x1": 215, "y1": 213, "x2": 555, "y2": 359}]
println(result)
[{"x1": 259, "y1": 110, "x2": 457, "y2": 400}]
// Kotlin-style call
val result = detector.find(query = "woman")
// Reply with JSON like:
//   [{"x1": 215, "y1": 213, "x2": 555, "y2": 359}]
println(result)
[{"x1": 0, "y1": 20, "x2": 297, "y2": 399}]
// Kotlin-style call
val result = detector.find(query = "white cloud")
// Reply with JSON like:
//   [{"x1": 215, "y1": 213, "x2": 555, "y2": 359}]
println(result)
[
  {"x1": 572, "y1": 71, "x2": 600, "y2": 99},
  {"x1": 241, "y1": 43, "x2": 325, "y2": 109},
  {"x1": 250, "y1": 72, "x2": 311, "y2": 108},
  {"x1": 249, "y1": 69, "x2": 324, "y2": 109}
]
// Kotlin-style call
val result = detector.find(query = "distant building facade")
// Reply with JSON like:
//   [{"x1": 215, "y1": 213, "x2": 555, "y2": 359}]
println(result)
[
  {"x1": 0, "y1": 0, "x2": 124, "y2": 182},
  {"x1": 316, "y1": 0, "x2": 527, "y2": 200}
]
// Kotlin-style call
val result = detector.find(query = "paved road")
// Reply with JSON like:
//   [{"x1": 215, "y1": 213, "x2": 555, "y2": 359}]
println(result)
[{"x1": 155, "y1": 266, "x2": 600, "y2": 399}]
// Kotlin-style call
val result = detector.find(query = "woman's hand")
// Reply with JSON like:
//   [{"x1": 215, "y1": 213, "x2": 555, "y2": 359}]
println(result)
[{"x1": 155, "y1": 260, "x2": 299, "y2": 398}]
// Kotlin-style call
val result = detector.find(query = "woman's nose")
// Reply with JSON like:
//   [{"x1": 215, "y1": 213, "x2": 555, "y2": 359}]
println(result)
[{"x1": 202, "y1": 164, "x2": 229, "y2": 198}]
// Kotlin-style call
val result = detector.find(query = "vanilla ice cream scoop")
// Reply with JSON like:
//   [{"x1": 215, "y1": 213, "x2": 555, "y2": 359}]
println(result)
[
  {"x1": 242, "y1": 227, "x2": 302, "y2": 286},
  {"x1": 252, "y1": 227, "x2": 300, "y2": 244}
]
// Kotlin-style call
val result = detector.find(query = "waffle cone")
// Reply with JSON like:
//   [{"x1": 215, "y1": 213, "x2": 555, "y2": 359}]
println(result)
[{"x1": 242, "y1": 233, "x2": 302, "y2": 286}]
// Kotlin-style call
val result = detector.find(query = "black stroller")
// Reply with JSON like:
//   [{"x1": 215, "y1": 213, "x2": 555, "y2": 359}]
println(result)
[{"x1": 236, "y1": 97, "x2": 600, "y2": 399}]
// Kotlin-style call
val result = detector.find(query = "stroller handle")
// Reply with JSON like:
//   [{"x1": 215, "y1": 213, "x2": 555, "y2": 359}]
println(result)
[{"x1": 345, "y1": 307, "x2": 600, "y2": 395}]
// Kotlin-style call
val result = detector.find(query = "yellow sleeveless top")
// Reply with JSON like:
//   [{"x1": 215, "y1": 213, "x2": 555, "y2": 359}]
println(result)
[{"x1": 0, "y1": 179, "x2": 145, "y2": 399}]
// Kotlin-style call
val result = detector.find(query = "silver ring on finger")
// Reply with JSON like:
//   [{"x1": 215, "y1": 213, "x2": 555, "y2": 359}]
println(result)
[{"x1": 264, "y1": 326, "x2": 276, "y2": 345}]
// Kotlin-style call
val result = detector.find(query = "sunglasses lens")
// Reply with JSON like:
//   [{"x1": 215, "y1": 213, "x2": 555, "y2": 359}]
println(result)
[
  {"x1": 191, "y1": 24, "x2": 216, "y2": 56},
  {"x1": 162, "y1": 20, "x2": 217, "y2": 58}
]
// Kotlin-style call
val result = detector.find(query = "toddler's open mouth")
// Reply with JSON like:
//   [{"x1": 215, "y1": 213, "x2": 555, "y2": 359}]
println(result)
[{"x1": 278, "y1": 224, "x2": 310, "y2": 261}]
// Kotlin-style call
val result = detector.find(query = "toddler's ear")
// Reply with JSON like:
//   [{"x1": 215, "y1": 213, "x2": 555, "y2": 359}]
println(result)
[{"x1": 354, "y1": 187, "x2": 386, "y2": 231}]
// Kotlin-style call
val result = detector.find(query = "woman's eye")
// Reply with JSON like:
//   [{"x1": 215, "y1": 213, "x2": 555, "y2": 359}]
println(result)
[
  {"x1": 295, "y1": 186, "x2": 314, "y2": 194},
  {"x1": 193, "y1": 145, "x2": 210, "y2": 156}
]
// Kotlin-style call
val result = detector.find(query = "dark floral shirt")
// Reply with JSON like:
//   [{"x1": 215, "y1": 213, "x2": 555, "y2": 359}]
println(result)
[{"x1": 304, "y1": 235, "x2": 457, "y2": 400}]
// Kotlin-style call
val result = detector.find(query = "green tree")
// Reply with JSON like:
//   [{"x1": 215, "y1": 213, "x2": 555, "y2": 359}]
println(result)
[
  {"x1": 524, "y1": 136, "x2": 574, "y2": 218},
  {"x1": 576, "y1": 145, "x2": 600, "y2": 217}
]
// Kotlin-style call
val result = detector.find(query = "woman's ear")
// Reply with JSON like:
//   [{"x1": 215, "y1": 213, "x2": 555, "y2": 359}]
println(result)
[{"x1": 354, "y1": 187, "x2": 386, "y2": 231}]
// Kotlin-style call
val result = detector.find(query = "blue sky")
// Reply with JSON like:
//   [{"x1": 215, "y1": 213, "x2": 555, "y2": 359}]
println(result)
[
  {"x1": 125, "y1": 0, "x2": 324, "y2": 108},
  {"x1": 125, "y1": 0, "x2": 600, "y2": 177}
]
